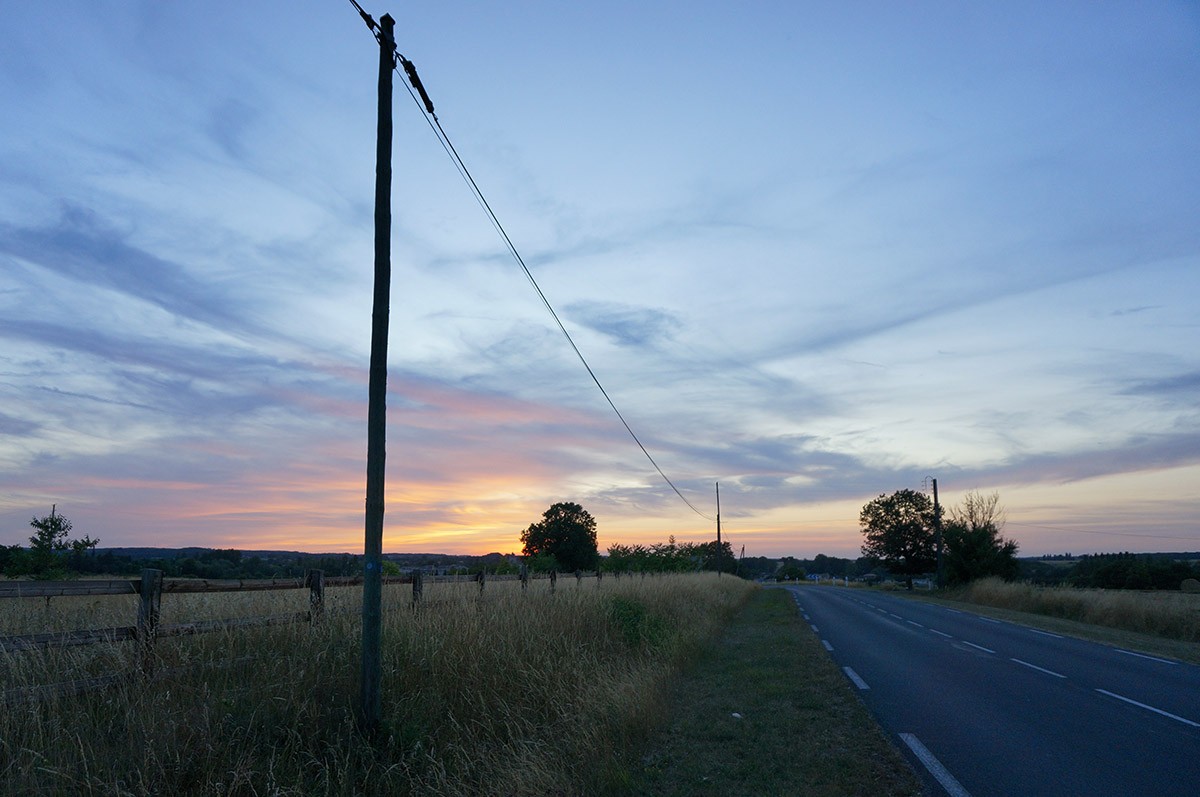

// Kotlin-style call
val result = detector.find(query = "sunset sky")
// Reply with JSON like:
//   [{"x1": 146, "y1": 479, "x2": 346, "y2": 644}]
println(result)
[{"x1": 1, "y1": 2, "x2": 1197, "y2": 560}]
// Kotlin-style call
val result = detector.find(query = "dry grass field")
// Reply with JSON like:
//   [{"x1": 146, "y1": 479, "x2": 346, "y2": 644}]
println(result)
[
  {"x1": 2, "y1": 573, "x2": 755, "y2": 796},
  {"x1": 946, "y1": 576, "x2": 1200, "y2": 642}
]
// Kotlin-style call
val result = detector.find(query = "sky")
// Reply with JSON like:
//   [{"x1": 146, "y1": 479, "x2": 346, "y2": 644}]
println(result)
[{"x1": 1, "y1": 1, "x2": 1198, "y2": 560}]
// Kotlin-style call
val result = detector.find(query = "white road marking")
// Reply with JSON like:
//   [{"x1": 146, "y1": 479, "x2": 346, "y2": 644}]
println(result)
[
  {"x1": 930, "y1": 629, "x2": 953, "y2": 638},
  {"x1": 962, "y1": 641, "x2": 995, "y2": 654},
  {"x1": 889, "y1": 613, "x2": 904, "y2": 619},
  {"x1": 810, "y1": 624, "x2": 819, "y2": 633},
  {"x1": 803, "y1": 614, "x2": 810, "y2": 620},
  {"x1": 979, "y1": 617, "x2": 1002, "y2": 624},
  {"x1": 907, "y1": 620, "x2": 925, "y2": 628},
  {"x1": 942, "y1": 607, "x2": 963, "y2": 614},
  {"x1": 822, "y1": 640, "x2": 834, "y2": 651},
  {"x1": 843, "y1": 666, "x2": 870, "y2": 690},
  {"x1": 1096, "y1": 689, "x2": 1200, "y2": 728},
  {"x1": 1029, "y1": 629, "x2": 1063, "y2": 639},
  {"x1": 899, "y1": 733, "x2": 972, "y2": 797},
  {"x1": 1011, "y1": 658, "x2": 1066, "y2": 679},
  {"x1": 1115, "y1": 649, "x2": 1178, "y2": 666}
]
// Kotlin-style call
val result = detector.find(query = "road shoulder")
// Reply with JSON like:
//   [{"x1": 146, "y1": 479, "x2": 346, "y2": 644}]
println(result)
[{"x1": 619, "y1": 586, "x2": 922, "y2": 796}]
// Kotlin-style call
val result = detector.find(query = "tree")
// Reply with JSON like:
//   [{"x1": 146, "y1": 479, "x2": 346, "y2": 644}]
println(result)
[
  {"x1": 942, "y1": 491, "x2": 1019, "y2": 585},
  {"x1": 695, "y1": 540, "x2": 736, "y2": 573},
  {"x1": 26, "y1": 506, "x2": 98, "y2": 577},
  {"x1": 520, "y1": 502, "x2": 599, "y2": 572},
  {"x1": 859, "y1": 489, "x2": 936, "y2": 588}
]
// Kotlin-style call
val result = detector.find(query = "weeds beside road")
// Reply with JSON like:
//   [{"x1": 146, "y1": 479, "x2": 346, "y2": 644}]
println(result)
[
  {"x1": 892, "y1": 577, "x2": 1200, "y2": 665},
  {"x1": 622, "y1": 587, "x2": 922, "y2": 797}
]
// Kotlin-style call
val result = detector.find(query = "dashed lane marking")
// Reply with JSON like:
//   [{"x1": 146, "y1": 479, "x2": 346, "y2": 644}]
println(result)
[
  {"x1": 1096, "y1": 689, "x2": 1200, "y2": 728},
  {"x1": 1029, "y1": 629, "x2": 1063, "y2": 639},
  {"x1": 1115, "y1": 649, "x2": 1178, "y2": 666},
  {"x1": 899, "y1": 733, "x2": 972, "y2": 797},
  {"x1": 1011, "y1": 658, "x2": 1066, "y2": 679},
  {"x1": 843, "y1": 666, "x2": 870, "y2": 690}
]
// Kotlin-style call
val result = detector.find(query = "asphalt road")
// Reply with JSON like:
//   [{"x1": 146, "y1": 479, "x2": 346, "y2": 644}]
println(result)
[{"x1": 784, "y1": 585, "x2": 1200, "y2": 796}]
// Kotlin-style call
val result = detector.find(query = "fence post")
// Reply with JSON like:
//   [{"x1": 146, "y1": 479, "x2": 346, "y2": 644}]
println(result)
[
  {"x1": 596, "y1": 568, "x2": 602, "y2": 586},
  {"x1": 477, "y1": 570, "x2": 486, "y2": 596},
  {"x1": 137, "y1": 568, "x2": 163, "y2": 676},
  {"x1": 412, "y1": 570, "x2": 423, "y2": 606},
  {"x1": 550, "y1": 570, "x2": 557, "y2": 594},
  {"x1": 306, "y1": 569, "x2": 324, "y2": 622},
  {"x1": 520, "y1": 563, "x2": 529, "y2": 593},
  {"x1": 575, "y1": 569, "x2": 582, "y2": 587}
]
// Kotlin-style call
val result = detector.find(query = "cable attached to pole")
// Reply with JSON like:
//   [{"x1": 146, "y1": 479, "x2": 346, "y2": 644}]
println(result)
[{"x1": 341, "y1": 3, "x2": 714, "y2": 523}]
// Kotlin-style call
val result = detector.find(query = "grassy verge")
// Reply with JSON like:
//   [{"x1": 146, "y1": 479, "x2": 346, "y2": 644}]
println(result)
[
  {"x1": 2, "y1": 573, "x2": 753, "y2": 796},
  {"x1": 894, "y1": 578, "x2": 1200, "y2": 666},
  {"x1": 619, "y1": 587, "x2": 922, "y2": 797}
]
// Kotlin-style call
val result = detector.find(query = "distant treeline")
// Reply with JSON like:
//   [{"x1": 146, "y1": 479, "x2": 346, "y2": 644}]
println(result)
[
  {"x1": 1020, "y1": 552, "x2": 1200, "y2": 590},
  {"x1": 0, "y1": 545, "x2": 518, "y2": 581}
]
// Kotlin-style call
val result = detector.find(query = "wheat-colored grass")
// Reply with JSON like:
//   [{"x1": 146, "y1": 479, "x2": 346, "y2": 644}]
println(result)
[
  {"x1": 1, "y1": 573, "x2": 754, "y2": 796},
  {"x1": 950, "y1": 577, "x2": 1200, "y2": 642}
]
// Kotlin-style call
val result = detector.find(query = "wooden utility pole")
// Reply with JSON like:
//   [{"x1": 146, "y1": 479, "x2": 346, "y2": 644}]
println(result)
[
  {"x1": 715, "y1": 482, "x2": 722, "y2": 577},
  {"x1": 932, "y1": 477, "x2": 943, "y2": 589},
  {"x1": 360, "y1": 12, "x2": 395, "y2": 734}
]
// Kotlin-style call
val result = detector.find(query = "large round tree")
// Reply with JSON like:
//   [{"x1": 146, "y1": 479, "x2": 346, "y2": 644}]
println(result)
[
  {"x1": 520, "y1": 502, "x2": 599, "y2": 572},
  {"x1": 859, "y1": 489, "x2": 937, "y2": 588}
]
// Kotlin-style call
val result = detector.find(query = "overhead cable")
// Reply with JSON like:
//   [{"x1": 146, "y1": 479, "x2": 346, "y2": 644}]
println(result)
[{"x1": 344, "y1": 3, "x2": 714, "y2": 522}]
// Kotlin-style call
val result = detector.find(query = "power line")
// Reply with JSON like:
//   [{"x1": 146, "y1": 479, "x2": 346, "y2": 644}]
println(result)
[{"x1": 343, "y1": 3, "x2": 713, "y2": 522}]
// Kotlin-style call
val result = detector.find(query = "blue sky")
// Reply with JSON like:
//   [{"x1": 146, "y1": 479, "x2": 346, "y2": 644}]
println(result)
[{"x1": 1, "y1": 1, "x2": 1198, "y2": 558}]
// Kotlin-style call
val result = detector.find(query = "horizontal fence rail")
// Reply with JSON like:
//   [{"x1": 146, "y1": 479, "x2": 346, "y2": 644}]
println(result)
[{"x1": 2, "y1": 566, "x2": 611, "y2": 704}]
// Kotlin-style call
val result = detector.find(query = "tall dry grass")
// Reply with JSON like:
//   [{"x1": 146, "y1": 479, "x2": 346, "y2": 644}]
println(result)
[
  {"x1": 1, "y1": 573, "x2": 754, "y2": 796},
  {"x1": 951, "y1": 577, "x2": 1200, "y2": 642}
]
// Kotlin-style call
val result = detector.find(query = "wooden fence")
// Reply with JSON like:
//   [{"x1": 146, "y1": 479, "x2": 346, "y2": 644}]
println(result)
[{"x1": 1, "y1": 566, "x2": 607, "y2": 703}]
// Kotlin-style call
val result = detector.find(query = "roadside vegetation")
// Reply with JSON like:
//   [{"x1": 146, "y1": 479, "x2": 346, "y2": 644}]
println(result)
[
  {"x1": 621, "y1": 587, "x2": 922, "y2": 797},
  {"x1": 938, "y1": 576, "x2": 1200, "y2": 644},
  {"x1": 3, "y1": 573, "x2": 753, "y2": 795}
]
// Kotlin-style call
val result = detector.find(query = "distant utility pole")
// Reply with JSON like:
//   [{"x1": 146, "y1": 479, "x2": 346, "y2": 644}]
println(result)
[
  {"x1": 715, "y1": 482, "x2": 722, "y2": 578},
  {"x1": 932, "y1": 477, "x2": 943, "y2": 589},
  {"x1": 360, "y1": 12, "x2": 395, "y2": 734}
]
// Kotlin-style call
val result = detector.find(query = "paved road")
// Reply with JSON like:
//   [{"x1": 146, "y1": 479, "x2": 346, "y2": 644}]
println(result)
[{"x1": 784, "y1": 585, "x2": 1200, "y2": 796}]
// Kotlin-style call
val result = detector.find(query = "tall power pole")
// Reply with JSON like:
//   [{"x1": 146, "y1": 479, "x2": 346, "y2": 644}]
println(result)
[
  {"x1": 360, "y1": 12, "x2": 395, "y2": 734},
  {"x1": 932, "y1": 477, "x2": 943, "y2": 589},
  {"x1": 715, "y1": 482, "x2": 722, "y2": 577}
]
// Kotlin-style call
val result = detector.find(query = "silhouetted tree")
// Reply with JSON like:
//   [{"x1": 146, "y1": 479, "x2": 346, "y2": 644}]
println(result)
[
  {"x1": 942, "y1": 491, "x2": 1019, "y2": 585},
  {"x1": 521, "y1": 502, "x2": 599, "y2": 572},
  {"x1": 860, "y1": 489, "x2": 936, "y2": 588},
  {"x1": 27, "y1": 507, "x2": 97, "y2": 578}
]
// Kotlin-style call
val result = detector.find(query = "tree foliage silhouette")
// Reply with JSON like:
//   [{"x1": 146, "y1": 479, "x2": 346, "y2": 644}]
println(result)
[
  {"x1": 943, "y1": 490, "x2": 1019, "y2": 585},
  {"x1": 859, "y1": 489, "x2": 936, "y2": 587},
  {"x1": 521, "y1": 502, "x2": 599, "y2": 572},
  {"x1": 27, "y1": 507, "x2": 98, "y2": 577}
]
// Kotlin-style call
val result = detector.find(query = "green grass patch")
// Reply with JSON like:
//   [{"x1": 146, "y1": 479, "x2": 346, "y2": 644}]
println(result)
[{"x1": 617, "y1": 587, "x2": 922, "y2": 797}]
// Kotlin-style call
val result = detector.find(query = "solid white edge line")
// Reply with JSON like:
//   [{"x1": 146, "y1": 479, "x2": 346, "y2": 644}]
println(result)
[
  {"x1": 899, "y1": 733, "x2": 972, "y2": 797},
  {"x1": 822, "y1": 639, "x2": 834, "y2": 651},
  {"x1": 1115, "y1": 649, "x2": 1178, "y2": 665},
  {"x1": 1029, "y1": 629, "x2": 1063, "y2": 639},
  {"x1": 1011, "y1": 658, "x2": 1066, "y2": 678},
  {"x1": 1096, "y1": 689, "x2": 1200, "y2": 728},
  {"x1": 962, "y1": 641, "x2": 995, "y2": 654},
  {"x1": 843, "y1": 666, "x2": 870, "y2": 690}
]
